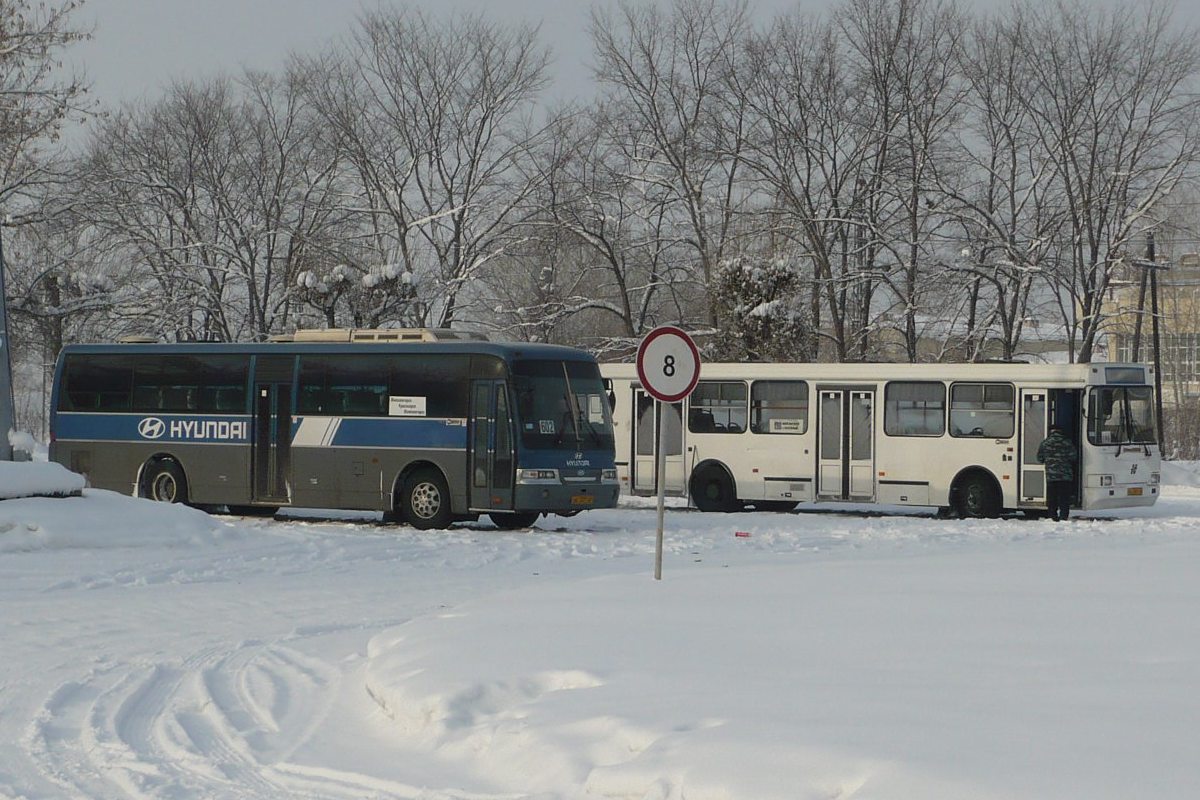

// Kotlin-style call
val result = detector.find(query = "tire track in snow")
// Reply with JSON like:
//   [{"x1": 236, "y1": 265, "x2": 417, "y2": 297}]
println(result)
[{"x1": 23, "y1": 638, "x2": 515, "y2": 799}]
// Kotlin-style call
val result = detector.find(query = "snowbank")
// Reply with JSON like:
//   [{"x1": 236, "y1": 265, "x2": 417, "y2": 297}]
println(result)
[
  {"x1": 0, "y1": 460, "x2": 85, "y2": 500},
  {"x1": 364, "y1": 536, "x2": 1200, "y2": 799},
  {"x1": 1162, "y1": 460, "x2": 1200, "y2": 487},
  {"x1": 0, "y1": 489, "x2": 238, "y2": 552}
]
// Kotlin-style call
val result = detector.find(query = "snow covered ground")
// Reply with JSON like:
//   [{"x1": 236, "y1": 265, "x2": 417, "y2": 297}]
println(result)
[
  {"x1": 2, "y1": 474, "x2": 1198, "y2": 799},
  {"x1": 0, "y1": 462, "x2": 84, "y2": 500}
]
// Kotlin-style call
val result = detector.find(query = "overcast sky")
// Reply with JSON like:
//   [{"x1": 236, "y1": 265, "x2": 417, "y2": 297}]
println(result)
[
  {"x1": 71, "y1": 0, "x2": 1200, "y2": 112},
  {"x1": 69, "y1": 0, "x2": 806, "y2": 108}
]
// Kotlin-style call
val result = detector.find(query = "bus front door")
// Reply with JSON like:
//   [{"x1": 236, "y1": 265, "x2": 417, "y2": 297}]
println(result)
[
  {"x1": 470, "y1": 380, "x2": 515, "y2": 510},
  {"x1": 631, "y1": 389, "x2": 684, "y2": 495},
  {"x1": 817, "y1": 388, "x2": 875, "y2": 502},
  {"x1": 251, "y1": 356, "x2": 294, "y2": 504},
  {"x1": 1019, "y1": 388, "x2": 1050, "y2": 507}
]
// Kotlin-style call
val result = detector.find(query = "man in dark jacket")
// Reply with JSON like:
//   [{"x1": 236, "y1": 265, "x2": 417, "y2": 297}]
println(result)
[{"x1": 1037, "y1": 424, "x2": 1078, "y2": 521}]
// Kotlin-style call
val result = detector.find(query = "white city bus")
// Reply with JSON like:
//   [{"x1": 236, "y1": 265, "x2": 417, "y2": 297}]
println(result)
[{"x1": 601, "y1": 361, "x2": 1161, "y2": 517}]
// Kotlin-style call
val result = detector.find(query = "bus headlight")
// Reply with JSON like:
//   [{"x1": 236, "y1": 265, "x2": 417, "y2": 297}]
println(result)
[
  {"x1": 601, "y1": 468, "x2": 618, "y2": 483},
  {"x1": 1099, "y1": 475, "x2": 1113, "y2": 487},
  {"x1": 1151, "y1": 472, "x2": 1160, "y2": 485},
  {"x1": 518, "y1": 469, "x2": 560, "y2": 484}
]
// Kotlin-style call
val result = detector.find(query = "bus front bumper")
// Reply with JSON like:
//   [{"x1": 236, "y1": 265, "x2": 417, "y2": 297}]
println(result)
[
  {"x1": 515, "y1": 483, "x2": 620, "y2": 513},
  {"x1": 1081, "y1": 484, "x2": 1159, "y2": 510}
]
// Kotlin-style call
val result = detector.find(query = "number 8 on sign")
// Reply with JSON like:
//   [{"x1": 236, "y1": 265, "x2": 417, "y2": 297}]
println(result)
[{"x1": 635, "y1": 326, "x2": 701, "y2": 403}]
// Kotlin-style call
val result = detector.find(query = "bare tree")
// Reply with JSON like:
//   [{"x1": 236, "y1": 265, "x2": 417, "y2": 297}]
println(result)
[
  {"x1": 936, "y1": 5, "x2": 1060, "y2": 361},
  {"x1": 76, "y1": 71, "x2": 346, "y2": 341},
  {"x1": 494, "y1": 107, "x2": 696, "y2": 349},
  {"x1": 1019, "y1": 0, "x2": 1200, "y2": 362},
  {"x1": 739, "y1": 14, "x2": 854, "y2": 359},
  {"x1": 304, "y1": 8, "x2": 551, "y2": 329},
  {"x1": 590, "y1": 0, "x2": 752, "y2": 329},
  {"x1": 0, "y1": 0, "x2": 88, "y2": 204},
  {"x1": 842, "y1": 0, "x2": 967, "y2": 362}
]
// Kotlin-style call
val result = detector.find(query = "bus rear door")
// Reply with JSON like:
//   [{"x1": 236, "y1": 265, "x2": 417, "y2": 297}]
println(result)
[
  {"x1": 817, "y1": 387, "x2": 875, "y2": 502},
  {"x1": 252, "y1": 355, "x2": 294, "y2": 504}
]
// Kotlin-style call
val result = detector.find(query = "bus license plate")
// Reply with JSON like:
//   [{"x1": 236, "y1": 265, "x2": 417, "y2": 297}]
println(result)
[
  {"x1": 1128, "y1": 487, "x2": 1143, "y2": 496},
  {"x1": 571, "y1": 494, "x2": 594, "y2": 506}
]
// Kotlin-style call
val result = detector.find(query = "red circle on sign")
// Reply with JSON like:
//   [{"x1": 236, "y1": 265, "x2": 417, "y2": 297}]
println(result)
[{"x1": 635, "y1": 325, "x2": 701, "y2": 403}]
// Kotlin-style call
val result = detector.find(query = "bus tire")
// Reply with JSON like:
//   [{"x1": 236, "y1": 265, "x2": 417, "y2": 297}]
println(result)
[
  {"x1": 953, "y1": 472, "x2": 1001, "y2": 519},
  {"x1": 141, "y1": 459, "x2": 189, "y2": 504},
  {"x1": 690, "y1": 464, "x2": 740, "y2": 512},
  {"x1": 489, "y1": 512, "x2": 540, "y2": 529},
  {"x1": 400, "y1": 468, "x2": 453, "y2": 530}
]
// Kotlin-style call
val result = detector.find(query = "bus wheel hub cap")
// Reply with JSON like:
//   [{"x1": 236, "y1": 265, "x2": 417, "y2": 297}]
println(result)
[{"x1": 412, "y1": 483, "x2": 440, "y2": 517}]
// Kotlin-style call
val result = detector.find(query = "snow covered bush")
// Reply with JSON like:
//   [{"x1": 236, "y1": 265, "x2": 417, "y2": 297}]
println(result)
[{"x1": 709, "y1": 255, "x2": 813, "y2": 362}]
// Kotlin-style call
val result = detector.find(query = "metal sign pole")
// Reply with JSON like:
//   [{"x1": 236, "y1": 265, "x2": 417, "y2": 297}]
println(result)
[
  {"x1": 654, "y1": 400, "x2": 667, "y2": 580},
  {"x1": 0, "y1": 224, "x2": 15, "y2": 461}
]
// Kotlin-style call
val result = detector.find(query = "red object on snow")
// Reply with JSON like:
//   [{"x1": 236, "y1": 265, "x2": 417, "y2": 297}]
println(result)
[{"x1": 735, "y1": 531, "x2": 751, "y2": 538}]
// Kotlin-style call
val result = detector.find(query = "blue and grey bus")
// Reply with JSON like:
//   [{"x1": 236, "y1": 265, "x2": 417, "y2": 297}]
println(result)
[{"x1": 49, "y1": 329, "x2": 619, "y2": 528}]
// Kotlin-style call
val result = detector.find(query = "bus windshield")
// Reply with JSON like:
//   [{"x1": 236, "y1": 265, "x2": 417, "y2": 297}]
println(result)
[
  {"x1": 1088, "y1": 386, "x2": 1156, "y2": 445},
  {"x1": 512, "y1": 360, "x2": 615, "y2": 451}
]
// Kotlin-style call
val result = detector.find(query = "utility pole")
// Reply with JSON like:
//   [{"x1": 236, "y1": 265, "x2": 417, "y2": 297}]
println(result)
[
  {"x1": 1148, "y1": 233, "x2": 1166, "y2": 452},
  {"x1": 0, "y1": 219, "x2": 15, "y2": 460},
  {"x1": 1132, "y1": 231, "x2": 1168, "y2": 452}
]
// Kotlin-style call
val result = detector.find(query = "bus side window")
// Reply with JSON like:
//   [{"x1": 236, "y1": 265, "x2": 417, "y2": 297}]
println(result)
[
  {"x1": 949, "y1": 383, "x2": 1014, "y2": 438},
  {"x1": 391, "y1": 355, "x2": 470, "y2": 418},
  {"x1": 750, "y1": 380, "x2": 808, "y2": 434},
  {"x1": 884, "y1": 382, "x2": 946, "y2": 437},
  {"x1": 62, "y1": 355, "x2": 133, "y2": 412},
  {"x1": 689, "y1": 381, "x2": 747, "y2": 434}
]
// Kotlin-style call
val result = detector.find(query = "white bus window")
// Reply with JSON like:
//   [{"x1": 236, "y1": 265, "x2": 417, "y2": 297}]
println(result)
[
  {"x1": 1088, "y1": 386, "x2": 1156, "y2": 445},
  {"x1": 884, "y1": 382, "x2": 945, "y2": 437},
  {"x1": 750, "y1": 380, "x2": 808, "y2": 434},
  {"x1": 689, "y1": 381, "x2": 748, "y2": 433},
  {"x1": 949, "y1": 383, "x2": 1014, "y2": 438}
]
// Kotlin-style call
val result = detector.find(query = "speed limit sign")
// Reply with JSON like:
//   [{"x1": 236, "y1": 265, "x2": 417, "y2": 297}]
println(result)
[
  {"x1": 636, "y1": 325, "x2": 701, "y2": 403},
  {"x1": 635, "y1": 325, "x2": 701, "y2": 581}
]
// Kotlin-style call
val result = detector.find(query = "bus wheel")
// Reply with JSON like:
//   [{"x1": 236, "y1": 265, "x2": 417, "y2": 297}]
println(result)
[
  {"x1": 954, "y1": 473, "x2": 1000, "y2": 519},
  {"x1": 489, "y1": 512, "x2": 540, "y2": 530},
  {"x1": 400, "y1": 468, "x2": 452, "y2": 530},
  {"x1": 690, "y1": 466, "x2": 740, "y2": 513},
  {"x1": 142, "y1": 459, "x2": 188, "y2": 504}
]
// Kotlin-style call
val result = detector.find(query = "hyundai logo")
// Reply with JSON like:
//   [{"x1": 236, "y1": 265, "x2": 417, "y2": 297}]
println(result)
[{"x1": 138, "y1": 417, "x2": 166, "y2": 439}]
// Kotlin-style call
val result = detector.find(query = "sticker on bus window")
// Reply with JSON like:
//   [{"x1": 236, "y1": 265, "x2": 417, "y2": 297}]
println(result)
[
  {"x1": 539, "y1": 420, "x2": 556, "y2": 434},
  {"x1": 770, "y1": 419, "x2": 804, "y2": 433},
  {"x1": 588, "y1": 395, "x2": 605, "y2": 423},
  {"x1": 389, "y1": 396, "x2": 427, "y2": 417}
]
